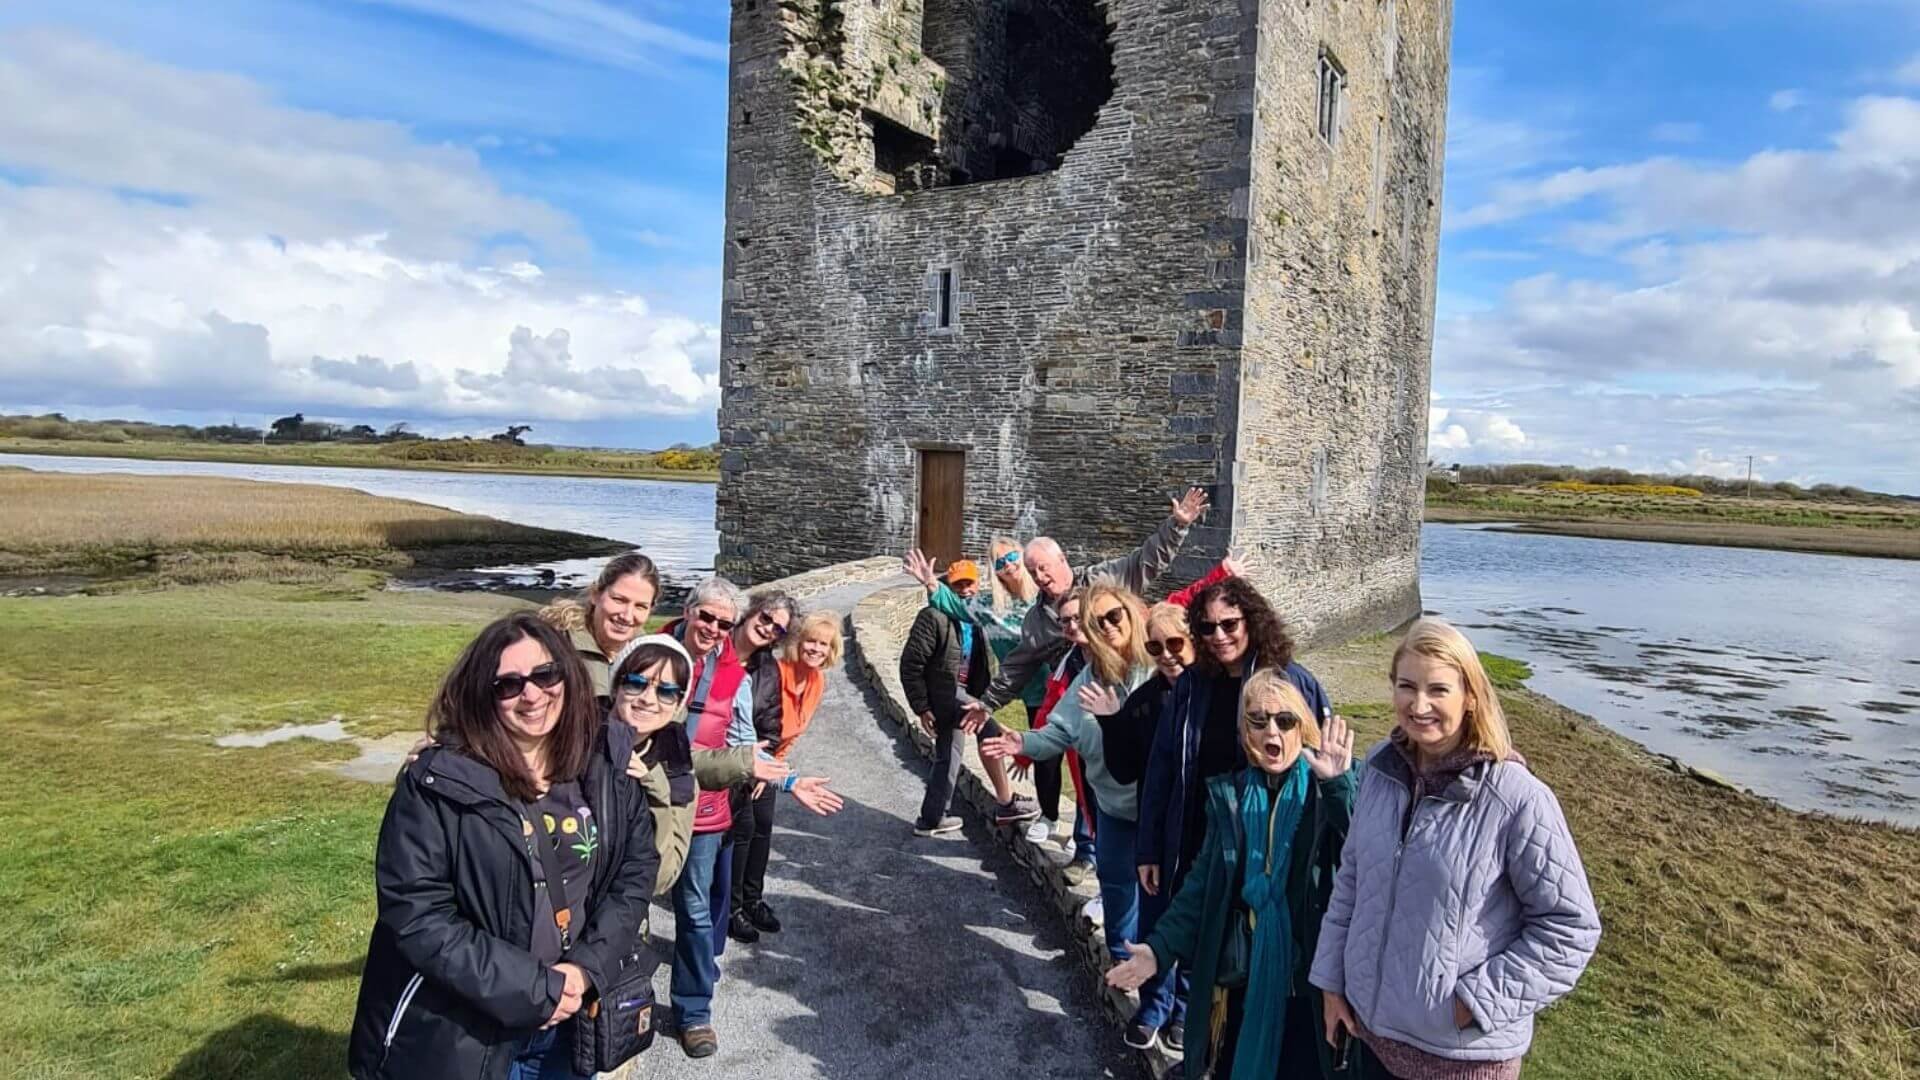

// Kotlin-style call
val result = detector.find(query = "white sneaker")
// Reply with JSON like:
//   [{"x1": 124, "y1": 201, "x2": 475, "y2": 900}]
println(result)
[
  {"x1": 1023, "y1": 819, "x2": 1051, "y2": 845},
  {"x1": 1084, "y1": 897, "x2": 1105, "y2": 926}
]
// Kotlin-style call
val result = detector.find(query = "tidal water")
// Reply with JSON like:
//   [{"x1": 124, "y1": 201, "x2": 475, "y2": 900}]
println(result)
[
  {"x1": 11, "y1": 453, "x2": 1917, "y2": 826},
  {"x1": 1422, "y1": 523, "x2": 1920, "y2": 827}
]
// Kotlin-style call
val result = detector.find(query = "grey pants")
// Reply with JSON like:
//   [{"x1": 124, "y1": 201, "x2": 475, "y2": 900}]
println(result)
[{"x1": 916, "y1": 710, "x2": 1003, "y2": 827}]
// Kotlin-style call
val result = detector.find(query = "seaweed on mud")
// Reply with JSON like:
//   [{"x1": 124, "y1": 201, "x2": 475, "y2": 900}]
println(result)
[
  {"x1": 1595, "y1": 625, "x2": 1639, "y2": 634},
  {"x1": 1857, "y1": 700, "x2": 1916, "y2": 716},
  {"x1": 1684, "y1": 712, "x2": 1772, "y2": 738},
  {"x1": 1773, "y1": 705, "x2": 1831, "y2": 723}
]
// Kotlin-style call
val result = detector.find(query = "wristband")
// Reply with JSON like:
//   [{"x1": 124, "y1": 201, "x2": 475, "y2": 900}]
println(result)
[{"x1": 782, "y1": 772, "x2": 798, "y2": 793}]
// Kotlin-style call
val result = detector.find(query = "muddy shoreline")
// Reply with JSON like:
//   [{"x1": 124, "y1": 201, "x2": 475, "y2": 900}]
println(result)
[{"x1": 1425, "y1": 509, "x2": 1920, "y2": 560}]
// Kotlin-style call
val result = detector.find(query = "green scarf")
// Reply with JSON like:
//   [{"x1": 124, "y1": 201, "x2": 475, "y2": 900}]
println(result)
[{"x1": 1233, "y1": 758, "x2": 1310, "y2": 1079}]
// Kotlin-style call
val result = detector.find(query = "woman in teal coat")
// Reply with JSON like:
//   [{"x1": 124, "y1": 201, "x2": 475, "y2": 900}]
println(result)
[{"x1": 1107, "y1": 668, "x2": 1361, "y2": 1078}]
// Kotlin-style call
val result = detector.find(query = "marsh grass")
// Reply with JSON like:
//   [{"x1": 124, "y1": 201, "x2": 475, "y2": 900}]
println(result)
[
  {"x1": 0, "y1": 471, "x2": 621, "y2": 580},
  {"x1": 0, "y1": 435, "x2": 719, "y2": 483},
  {"x1": 1305, "y1": 637, "x2": 1920, "y2": 1079},
  {"x1": 1429, "y1": 483, "x2": 1920, "y2": 532}
]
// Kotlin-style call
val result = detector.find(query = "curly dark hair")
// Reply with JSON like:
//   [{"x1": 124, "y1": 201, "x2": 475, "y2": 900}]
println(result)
[{"x1": 1183, "y1": 576, "x2": 1295, "y2": 675}]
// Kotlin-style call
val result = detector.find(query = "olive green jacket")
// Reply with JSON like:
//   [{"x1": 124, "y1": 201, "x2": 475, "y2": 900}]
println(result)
[{"x1": 633, "y1": 737, "x2": 754, "y2": 894}]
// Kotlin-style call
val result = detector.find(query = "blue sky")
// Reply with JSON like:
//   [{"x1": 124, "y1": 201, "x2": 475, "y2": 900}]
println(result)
[{"x1": 1, "y1": 1, "x2": 1916, "y2": 489}]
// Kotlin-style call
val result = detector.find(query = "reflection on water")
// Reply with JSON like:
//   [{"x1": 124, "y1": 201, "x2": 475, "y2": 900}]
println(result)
[
  {"x1": 6, "y1": 453, "x2": 721, "y2": 583},
  {"x1": 1423, "y1": 524, "x2": 1920, "y2": 828}
]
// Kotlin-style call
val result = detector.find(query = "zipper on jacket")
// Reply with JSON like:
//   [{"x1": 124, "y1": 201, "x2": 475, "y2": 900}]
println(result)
[
  {"x1": 1368, "y1": 793, "x2": 1442, "y2": 1019},
  {"x1": 381, "y1": 972, "x2": 425, "y2": 1054}
]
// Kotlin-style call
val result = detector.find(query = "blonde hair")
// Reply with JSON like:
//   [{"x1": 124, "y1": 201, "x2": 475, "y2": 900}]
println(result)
[
  {"x1": 538, "y1": 598, "x2": 588, "y2": 632},
  {"x1": 1390, "y1": 619, "x2": 1512, "y2": 761},
  {"x1": 988, "y1": 535, "x2": 1038, "y2": 612},
  {"x1": 1079, "y1": 582, "x2": 1149, "y2": 686},
  {"x1": 1145, "y1": 601, "x2": 1187, "y2": 641},
  {"x1": 783, "y1": 610, "x2": 844, "y2": 668},
  {"x1": 1240, "y1": 668, "x2": 1322, "y2": 754}
]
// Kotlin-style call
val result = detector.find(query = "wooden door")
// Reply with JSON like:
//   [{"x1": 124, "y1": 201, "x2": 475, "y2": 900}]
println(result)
[{"x1": 917, "y1": 450, "x2": 966, "y2": 567}]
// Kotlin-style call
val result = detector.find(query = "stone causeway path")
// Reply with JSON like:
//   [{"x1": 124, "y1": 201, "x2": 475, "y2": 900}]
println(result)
[{"x1": 634, "y1": 574, "x2": 1134, "y2": 1080}]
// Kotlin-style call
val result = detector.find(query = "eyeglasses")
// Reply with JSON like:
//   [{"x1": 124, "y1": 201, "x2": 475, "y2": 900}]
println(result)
[
  {"x1": 695, "y1": 608, "x2": 737, "y2": 632},
  {"x1": 755, "y1": 610, "x2": 789, "y2": 639},
  {"x1": 1094, "y1": 606, "x2": 1127, "y2": 630},
  {"x1": 493, "y1": 663, "x2": 564, "y2": 701},
  {"x1": 1194, "y1": 616, "x2": 1245, "y2": 638},
  {"x1": 1145, "y1": 636, "x2": 1187, "y2": 658},
  {"x1": 616, "y1": 672, "x2": 685, "y2": 705},
  {"x1": 1059, "y1": 612, "x2": 1083, "y2": 628},
  {"x1": 1244, "y1": 709, "x2": 1301, "y2": 732},
  {"x1": 993, "y1": 550, "x2": 1022, "y2": 571}
]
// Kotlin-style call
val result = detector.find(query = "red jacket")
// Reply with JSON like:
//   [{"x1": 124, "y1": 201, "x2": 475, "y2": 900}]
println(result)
[{"x1": 667, "y1": 619, "x2": 748, "y2": 835}]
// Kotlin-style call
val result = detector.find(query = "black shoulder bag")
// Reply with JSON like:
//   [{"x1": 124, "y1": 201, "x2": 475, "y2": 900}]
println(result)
[{"x1": 522, "y1": 802, "x2": 657, "y2": 1073}]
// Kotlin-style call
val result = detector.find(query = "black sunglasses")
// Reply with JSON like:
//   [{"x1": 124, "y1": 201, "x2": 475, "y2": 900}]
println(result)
[
  {"x1": 1145, "y1": 636, "x2": 1188, "y2": 658},
  {"x1": 493, "y1": 663, "x2": 564, "y2": 701},
  {"x1": 1094, "y1": 606, "x2": 1128, "y2": 631},
  {"x1": 616, "y1": 672, "x2": 685, "y2": 705},
  {"x1": 1194, "y1": 616, "x2": 1245, "y2": 638},
  {"x1": 1244, "y1": 709, "x2": 1301, "y2": 732},
  {"x1": 755, "y1": 610, "x2": 789, "y2": 639},
  {"x1": 1059, "y1": 612, "x2": 1083, "y2": 628},
  {"x1": 696, "y1": 608, "x2": 737, "y2": 632}
]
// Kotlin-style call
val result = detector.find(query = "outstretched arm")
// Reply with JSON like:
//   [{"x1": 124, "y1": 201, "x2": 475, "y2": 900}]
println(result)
[{"x1": 1081, "y1": 488, "x2": 1207, "y2": 594}]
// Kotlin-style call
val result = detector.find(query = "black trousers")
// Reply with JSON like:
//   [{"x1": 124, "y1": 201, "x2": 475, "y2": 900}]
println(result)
[
  {"x1": 728, "y1": 783, "x2": 778, "y2": 914},
  {"x1": 1028, "y1": 702, "x2": 1065, "y2": 820}
]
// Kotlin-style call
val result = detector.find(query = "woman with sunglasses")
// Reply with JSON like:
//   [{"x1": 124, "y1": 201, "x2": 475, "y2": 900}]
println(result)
[
  {"x1": 1107, "y1": 670, "x2": 1357, "y2": 1079},
  {"x1": 1132, "y1": 576, "x2": 1333, "y2": 1054},
  {"x1": 349, "y1": 613, "x2": 660, "y2": 1080},
  {"x1": 725, "y1": 590, "x2": 797, "y2": 944},
  {"x1": 982, "y1": 583, "x2": 1155, "y2": 969},
  {"x1": 539, "y1": 553, "x2": 662, "y2": 701}
]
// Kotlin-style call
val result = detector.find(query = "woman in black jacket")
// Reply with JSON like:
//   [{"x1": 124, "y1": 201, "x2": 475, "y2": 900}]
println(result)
[{"x1": 349, "y1": 613, "x2": 659, "y2": 1080}]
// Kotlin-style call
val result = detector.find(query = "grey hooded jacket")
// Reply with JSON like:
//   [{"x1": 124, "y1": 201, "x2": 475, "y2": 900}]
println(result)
[{"x1": 1308, "y1": 741, "x2": 1601, "y2": 1061}]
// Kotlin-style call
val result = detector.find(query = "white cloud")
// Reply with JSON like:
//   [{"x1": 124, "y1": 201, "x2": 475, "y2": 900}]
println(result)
[
  {"x1": 1650, "y1": 121, "x2": 1704, "y2": 144},
  {"x1": 1769, "y1": 88, "x2": 1807, "y2": 112},
  {"x1": 353, "y1": 0, "x2": 726, "y2": 71},
  {"x1": 1435, "y1": 94, "x2": 1920, "y2": 491},
  {"x1": 0, "y1": 31, "x2": 719, "y2": 425},
  {"x1": 1427, "y1": 407, "x2": 1529, "y2": 457}
]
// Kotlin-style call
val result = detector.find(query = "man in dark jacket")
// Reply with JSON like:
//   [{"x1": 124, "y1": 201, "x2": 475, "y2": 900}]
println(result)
[{"x1": 902, "y1": 561, "x2": 1039, "y2": 835}]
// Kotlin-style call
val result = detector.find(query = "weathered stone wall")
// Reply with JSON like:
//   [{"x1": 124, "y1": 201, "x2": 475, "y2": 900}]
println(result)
[
  {"x1": 719, "y1": 0, "x2": 1255, "y2": 590},
  {"x1": 719, "y1": 0, "x2": 1451, "y2": 643},
  {"x1": 1237, "y1": 0, "x2": 1448, "y2": 642}
]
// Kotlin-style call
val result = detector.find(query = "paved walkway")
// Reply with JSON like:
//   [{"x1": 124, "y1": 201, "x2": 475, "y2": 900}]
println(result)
[{"x1": 640, "y1": 577, "x2": 1133, "y2": 1080}]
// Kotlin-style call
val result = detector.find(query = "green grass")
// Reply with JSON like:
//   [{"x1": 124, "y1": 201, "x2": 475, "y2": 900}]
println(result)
[
  {"x1": 1306, "y1": 636, "x2": 1920, "y2": 1080},
  {"x1": 0, "y1": 435, "x2": 719, "y2": 483},
  {"x1": 1479, "y1": 651, "x2": 1534, "y2": 690},
  {"x1": 1428, "y1": 483, "x2": 1920, "y2": 532},
  {"x1": 0, "y1": 583, "x2": 528, "y2": 1079}
]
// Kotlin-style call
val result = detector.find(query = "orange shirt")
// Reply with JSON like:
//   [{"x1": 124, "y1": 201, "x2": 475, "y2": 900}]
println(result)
[{"x1": 774, "y1": 658, "x2": 825, "y2": 760}]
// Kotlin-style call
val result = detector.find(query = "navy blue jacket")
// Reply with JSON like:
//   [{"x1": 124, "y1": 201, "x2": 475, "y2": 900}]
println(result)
[{"x1": 1135, "y1": 660, "x2": 1333, "y2": 883}]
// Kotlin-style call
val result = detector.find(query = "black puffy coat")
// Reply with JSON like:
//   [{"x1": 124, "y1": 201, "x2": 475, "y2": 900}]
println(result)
[{"x1": 347, "y1": 721, "x2": 659, "y2": 1080}]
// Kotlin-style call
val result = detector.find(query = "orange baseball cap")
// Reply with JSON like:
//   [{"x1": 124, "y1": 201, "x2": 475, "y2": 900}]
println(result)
[{"x1": 945, "y1": 559, "x2": 983, "y2": 586}]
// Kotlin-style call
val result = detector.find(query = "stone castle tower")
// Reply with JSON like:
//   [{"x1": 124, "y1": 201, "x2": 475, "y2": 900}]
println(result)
[{"x1": 716, "y1": 0, "x2": 1451, "y2": 644}]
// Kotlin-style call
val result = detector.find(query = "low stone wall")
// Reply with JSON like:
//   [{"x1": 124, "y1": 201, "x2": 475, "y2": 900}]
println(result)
[
  {"x1": 750, "y1": 554, "x2": 903, "y2": 601},
  {"x1": 847, "y1": 584, "x2": 1176, "y2": 1079}
]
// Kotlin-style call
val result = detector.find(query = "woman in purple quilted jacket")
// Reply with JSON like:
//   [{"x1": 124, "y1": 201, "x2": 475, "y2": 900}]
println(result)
[{"x1": 1310, "y1": 619, "x2": 1601, "y2": 1079}]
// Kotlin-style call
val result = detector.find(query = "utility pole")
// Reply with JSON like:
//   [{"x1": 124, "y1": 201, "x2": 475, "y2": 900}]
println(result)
[{"x1": 1746, "y1": 455, "x2": 1754, "y2": 498}]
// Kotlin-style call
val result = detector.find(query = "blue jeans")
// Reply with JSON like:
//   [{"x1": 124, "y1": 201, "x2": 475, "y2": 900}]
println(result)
[
  {"x1": 507, "y1": 1024, "x2": 586, "y2": 1080},
  {"x1": 672, "y1": 831, "x2": 726, "y2": 1027},
  {"x1": 1091, "y1": 808, "x2": 1140, "y2": 963},
  {"x1": 1132, "y1": 869, "x2": 1190, "y2": 1029}
]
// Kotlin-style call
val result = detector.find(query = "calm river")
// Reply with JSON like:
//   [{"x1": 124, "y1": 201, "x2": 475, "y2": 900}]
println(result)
[{"x1": 11, "y1": 454, "x2": 1918, "y2": 826}]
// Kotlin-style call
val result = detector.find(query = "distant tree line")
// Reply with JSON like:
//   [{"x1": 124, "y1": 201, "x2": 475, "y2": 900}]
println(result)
[
  {"x1": 1427, "y1": 460, "x2": 1903, "y2": 504},
  {"x1": 0, "y1": 412, "x2": 721, "y2": 471}
]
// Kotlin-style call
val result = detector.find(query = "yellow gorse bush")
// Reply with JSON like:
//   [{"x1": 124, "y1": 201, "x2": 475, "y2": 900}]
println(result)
[{"x1": 1540, "y1": 480, "x2": 1704, "y2": 498}]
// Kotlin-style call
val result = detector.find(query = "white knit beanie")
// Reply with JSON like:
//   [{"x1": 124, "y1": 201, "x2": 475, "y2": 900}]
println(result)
[{"x1": 609, "y1": 632, "x2": 694, "y2": 682}]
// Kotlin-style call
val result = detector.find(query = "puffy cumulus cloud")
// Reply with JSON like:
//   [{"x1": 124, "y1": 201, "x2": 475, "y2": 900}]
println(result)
[
  {"x1": 1427, "y1": 407, "x2": 1528, "y2": 457},
  {"x1": 1439, "y1": 94, "x2": 1920, "y2": 492},
  {"x1": 0, "y1": 31, "x2": 719, "y2": 425}
]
